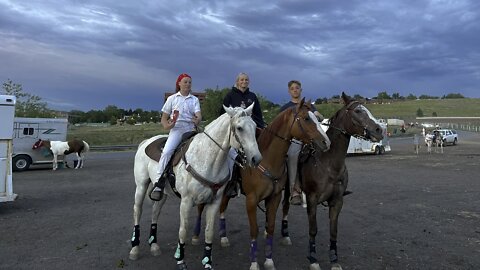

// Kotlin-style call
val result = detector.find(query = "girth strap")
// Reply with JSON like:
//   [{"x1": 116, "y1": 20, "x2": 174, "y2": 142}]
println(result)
[{"x1": 182, "y1": 155, "x2": 230, "y2": 198}]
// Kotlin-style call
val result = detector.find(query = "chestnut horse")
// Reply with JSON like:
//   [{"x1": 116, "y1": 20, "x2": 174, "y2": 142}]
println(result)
[
  {"x1": 284, "y1": 92, "x2": 384, "y2": 270},
  {"x1": 193, "y1": 99, "x2": 330, "y2": 270},
  {"x1": 32, "y1": 139, "x2": 90, "y2": 170}
]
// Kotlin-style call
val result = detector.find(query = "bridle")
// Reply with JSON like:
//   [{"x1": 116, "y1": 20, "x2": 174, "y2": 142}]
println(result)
[
  {"x1": 322, "y1": 101, "x2": 373, "y2": 140},
  {"x1": 263, "y1": 104, "x2": 318, "y2": 146},
  {"x1": 200, "y1": 110, "x2": 252, "y2": 168}
]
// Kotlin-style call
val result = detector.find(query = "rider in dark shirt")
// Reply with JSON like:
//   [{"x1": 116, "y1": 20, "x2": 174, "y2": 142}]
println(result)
[
  {"x1": 281, "y1": 80, "x2": 324, "y2": 205},
  {"x1": 222, "y1": 73, "x2": 265, "y2": 129}
]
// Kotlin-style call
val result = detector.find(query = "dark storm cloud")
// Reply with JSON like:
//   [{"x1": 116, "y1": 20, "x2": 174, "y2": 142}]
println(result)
[{"x1": 0, "y1": 0, "x2": 479, "y2": 111}]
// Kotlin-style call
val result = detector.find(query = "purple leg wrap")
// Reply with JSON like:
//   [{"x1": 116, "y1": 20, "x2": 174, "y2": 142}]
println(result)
[
  {"x1": 219, "y1": 218, "x2": 227, "y2": 238},
  {"x1": 265, "y1": 236, "x2": 273, "y2": 259},
  {"x1": 193, "y1": 216, "x2": 202, "y2": 237},
  {"x1": 249, "y1": 240, "x2": 258, "y2": 263}
]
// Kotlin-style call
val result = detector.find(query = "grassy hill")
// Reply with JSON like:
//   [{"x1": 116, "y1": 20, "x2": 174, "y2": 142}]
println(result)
[
  {"x1": 68, "y1": 98, "x2": 480, "y2": 146},
  {"x1": 316, "y1": 98, "x2": 480, "y2": 122}
]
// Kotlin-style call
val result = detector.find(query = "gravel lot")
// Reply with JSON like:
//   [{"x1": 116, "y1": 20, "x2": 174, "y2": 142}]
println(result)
[{"x1": 1, "y1": 131, "x2": 479, "y2": 270}]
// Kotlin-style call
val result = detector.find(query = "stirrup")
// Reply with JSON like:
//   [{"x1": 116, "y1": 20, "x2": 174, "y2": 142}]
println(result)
[{"x1": 149, "y1": 179, "x2": 165, "y2": 201}]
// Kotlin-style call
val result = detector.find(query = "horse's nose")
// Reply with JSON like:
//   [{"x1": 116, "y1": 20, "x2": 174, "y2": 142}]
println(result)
[{"x1": 251, "y1": 155, "x2": 262, "y2": 167}]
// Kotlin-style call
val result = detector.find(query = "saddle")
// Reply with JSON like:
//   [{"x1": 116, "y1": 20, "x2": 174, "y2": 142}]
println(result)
[
  {"x1": 145, "y1": 131, "x2": 197, "y2": 164},
  {"x1": 145, "y1": 131, "x2": 197, "y2": 197}
]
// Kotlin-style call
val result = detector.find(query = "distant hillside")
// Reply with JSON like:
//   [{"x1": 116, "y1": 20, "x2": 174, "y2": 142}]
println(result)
[{"x1": 316, "y1": 98, "x2": 480, "y2": 122}]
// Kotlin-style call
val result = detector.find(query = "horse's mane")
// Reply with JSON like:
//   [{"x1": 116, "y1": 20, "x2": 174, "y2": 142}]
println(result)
[
  {"x1": 257, "y1": 106, "x2": 292, "y2": 147},
  {"x1": 328, "y1": 103, "x2": 347, "y2": 126},
  {"x1": 203, "y1": 112, "x2": 231, "y2": 133}
]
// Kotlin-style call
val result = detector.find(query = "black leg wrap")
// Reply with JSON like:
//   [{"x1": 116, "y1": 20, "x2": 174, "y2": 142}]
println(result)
[
  {"x1": 307, "y1": 239, "x2": 318, "y2": 264},
  {"x1": 281, "y1": 220, "x2": 289, "y2": 237},
  {"x1": 174, "y1": 242, "x2": 186, "y2": 262},
  {"x1": 131, "y1": 225, "x2": 140, "y2": 247},
  {"x1": 148, "y1": 223, "x2": 157, "y2": 245},
  {"x1": 329, "y1": 240, "x2": 338, "y2": 263},
  {"x1": 202, "y1": 243, "x2": 213, "y2": 266}
]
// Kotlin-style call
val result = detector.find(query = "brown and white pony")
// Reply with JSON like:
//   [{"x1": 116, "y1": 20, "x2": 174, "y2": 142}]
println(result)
[{"x1": 32, "y1": 139, "x2": 90, "y2": 170}]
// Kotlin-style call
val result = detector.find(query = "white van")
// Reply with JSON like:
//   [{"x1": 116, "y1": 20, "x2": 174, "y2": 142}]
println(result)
[{"x1": 12, "y1": 117, "x2": 68, "y2": 171}]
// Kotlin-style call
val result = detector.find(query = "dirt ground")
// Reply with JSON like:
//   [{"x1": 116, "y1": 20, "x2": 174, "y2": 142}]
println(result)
[{"x1": 1, "y1": 131, "x2": 479, "y2": 270}]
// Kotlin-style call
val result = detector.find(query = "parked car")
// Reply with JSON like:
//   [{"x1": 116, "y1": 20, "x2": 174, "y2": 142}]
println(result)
[{"x1": 438, "y1": 129, "x2": 458, "y2": 145}]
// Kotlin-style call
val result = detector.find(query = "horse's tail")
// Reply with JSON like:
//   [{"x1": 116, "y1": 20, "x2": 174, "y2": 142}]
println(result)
[{"x1": 82, "y1": 141, "x2": 90, "y2": 153}]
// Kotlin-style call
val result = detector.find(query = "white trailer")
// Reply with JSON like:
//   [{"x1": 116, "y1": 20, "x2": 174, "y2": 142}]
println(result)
[
  {"x1": 320, "y1": 119, "x2": 391, "y2": 155},
  {"x1": 12, "y1": 117, "x2": 68, "y2": 171},
  {"x1": 347, "y1": 122, "x2": 391, "y2": 155},
  {"x1": 0, "y1": 95, "x2": 17, "y2": 202}
]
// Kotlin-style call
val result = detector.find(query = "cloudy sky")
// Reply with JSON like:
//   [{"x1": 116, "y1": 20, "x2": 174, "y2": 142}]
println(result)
[{"x1": 1, "y1": 0, "x2": 479, "y2": 111}]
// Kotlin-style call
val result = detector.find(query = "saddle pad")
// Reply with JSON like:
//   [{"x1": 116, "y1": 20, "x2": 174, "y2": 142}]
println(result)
[
  {"x1": 145, "y1": 137, "x2": 168, "y2": 162},
  {"x1": 144, "y1": 131, "x2": 198, "y2": 163}
]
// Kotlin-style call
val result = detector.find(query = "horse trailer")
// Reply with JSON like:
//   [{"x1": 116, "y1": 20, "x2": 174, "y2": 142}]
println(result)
[
  {"x1": 0, "y1": 95, "x2": 17, "y2": 202},
  {"x1": 12, "y1": 117, "x2": 68, "y2": 171},
  {"x1": 347, "y1": 122, "x2": 391, "y2": 155}
]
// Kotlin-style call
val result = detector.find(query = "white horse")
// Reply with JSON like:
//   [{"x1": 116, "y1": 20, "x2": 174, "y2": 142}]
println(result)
[
  {"x1": 129, "y1": 104, "x2": 262, "y2": 270},
  {"x1": 32, "y1": 139, "x2": 90, "y2": 170},
  {"x1": 425, "y1": 132, "x2": 443, "y2": 153}
]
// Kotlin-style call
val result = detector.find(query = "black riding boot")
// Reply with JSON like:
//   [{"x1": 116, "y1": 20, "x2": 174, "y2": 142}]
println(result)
[{"x1": 150, "y1": 177, "x2": 166, "y2": 201}]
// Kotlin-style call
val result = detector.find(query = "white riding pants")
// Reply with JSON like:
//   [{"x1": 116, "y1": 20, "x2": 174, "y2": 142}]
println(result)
[
  {"x1": 287, "y1": 139, "x2": 303, "y2": 193},
  {"x1": 227, "y1": 148, "x2": 237, "y2": 180},
  {"x1": 157, "y1": 124, "x2": 194, "y2": 181}
]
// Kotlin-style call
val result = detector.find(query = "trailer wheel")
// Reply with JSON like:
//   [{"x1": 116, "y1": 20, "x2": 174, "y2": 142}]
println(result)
[
  {"x1": 374, "y1": 146, "x2": 380, "y2": 155},
  {"x1": 380, "y1": 146, "x2": 385, "y2": 155},
  {"x1": 13, "y1": 155, "x2": 32, "y2": 172}
]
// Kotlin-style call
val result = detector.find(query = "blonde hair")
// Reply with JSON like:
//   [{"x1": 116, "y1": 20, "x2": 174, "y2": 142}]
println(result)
[{"x1": 234, "y1": 72, "x2": 249, "y2": 88}]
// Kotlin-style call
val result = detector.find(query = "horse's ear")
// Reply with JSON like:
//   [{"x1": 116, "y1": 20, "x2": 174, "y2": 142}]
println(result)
[
  {"x1": 244, "y1": 102, "x2": 254, "y2": 116},
  {"x1": 341, "y1": 92, "x2": 351, "y2": 105},
  {"x1": 298, "y1": 97, "x2": 306, "y2": 108},
  {"x1": 223, "y1": 105, "x2": 235, "y2": 117}
]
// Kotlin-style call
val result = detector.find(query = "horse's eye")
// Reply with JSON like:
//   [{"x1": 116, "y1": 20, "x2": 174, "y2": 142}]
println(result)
[
  {"x1": 354, "y1": 109, "x2": 362, "y2": 114},
  {"x1": 236, "y1": 126, "x2": 243, "y2": 132}
]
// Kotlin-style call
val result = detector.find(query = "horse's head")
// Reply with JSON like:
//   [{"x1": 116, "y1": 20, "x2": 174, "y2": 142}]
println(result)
[
  {"x1": 287, "y1": 98, "x2": 330, "y2": 152},
  {"x1": 339, "y1": 92, "x2": 384, "y2": 142},
  {"x1": 32, "y1": 139, "x2": 51, "y2": 150},
  {"x1": 32, "y1": 139, "x2": 43, "y2": 149},
  {"x1": 224, "y1": 103, "x2": 262, "y2": 167}
]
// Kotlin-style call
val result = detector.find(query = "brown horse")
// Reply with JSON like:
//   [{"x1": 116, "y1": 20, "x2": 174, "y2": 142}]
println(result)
[
  {"x1": 287, "y1": 92, "x2": 383, "y2": 270},
  {"x1": 193, "y1": 98, "x2": 330, "y2": 270}
]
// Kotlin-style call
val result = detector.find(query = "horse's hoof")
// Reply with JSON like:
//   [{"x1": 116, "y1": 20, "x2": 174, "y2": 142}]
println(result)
[
  {"x1": 128, "y1": 246, "x2": 140, "y2": 261},
  {"x1": 220, "y1": 237, "x2": 230, "y2": 247},
  {"x1": 191, "y1": 236, "x2": 201, "y2": 245},
  {"x1": 203, "y1": 263, "x2": 213, "y2": 269},
  {"x1": 309, "y1": 263, "x2": 321, "y2": 270},
  {"x1": 331, "y1": 263, "x2": 342, "y2": 270},
  {"x1": 280, "y1": 236, "x2": 292, "y2": 246},
  {"x1": 177, "y1": 262, "x2": 188, "y2": 270},
  {"x1": 264, "y1": 258, "x2": 276, "y2": 270},
  {"x1": 263, "y1": 230, "x2": 268, "y2": 239},
  {"x1": 150, "y1": 243, "x2": 161, "y2": 256},
  {"x1": 249, "y1": 262, "x2": 260, "y2": 270}
]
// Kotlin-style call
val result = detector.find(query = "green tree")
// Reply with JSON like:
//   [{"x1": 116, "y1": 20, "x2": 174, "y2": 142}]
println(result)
[
  {"x1": 2, "y1": 79, "x2": 54, "y2": 117},
  {"x1": 432, "y1": 112, "x2": 437, "y2": 117},
  {"x1": 416, "y1": 108, "x2": 424, "y2": 117},
  {"x1": 202, "y1": 88, "x2": 230, "y2": 123},
  {"x1": 444, "y1": 93, "x2": 465, "y2": 99},
  {"x1": 406, "y1": 93, "x2": 417, "y2": 100},
  {"x1": 377, "y1": 91, "x2": 391, "y2": 99}
]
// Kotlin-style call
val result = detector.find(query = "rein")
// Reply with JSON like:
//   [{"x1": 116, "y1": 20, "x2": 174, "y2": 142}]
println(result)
[
  {"x1": 197, "y1": 112, "x2": 250, "y2": 168},
  {"x1": 322, "y1": 101, "x2": 371, "y2": 141}
]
